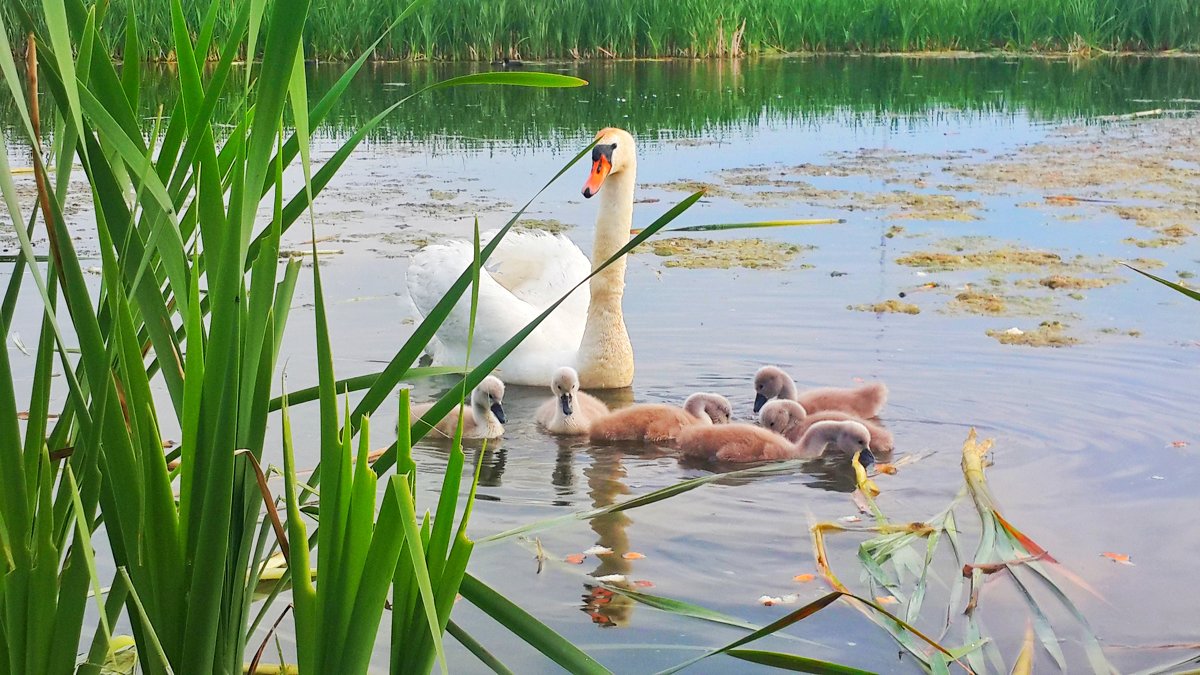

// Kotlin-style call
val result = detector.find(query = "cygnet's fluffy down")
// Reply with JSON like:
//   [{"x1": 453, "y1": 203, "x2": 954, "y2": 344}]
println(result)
[
  {"x1": 536, "y1": 367, "x2": 610, "y2": 435},
  {"x1": 407, "y1": 375, "x2": 507, "y2": 440},
  {"x1": 753, "y1": 365, "x2": 887, "y2": 419},
  {"x1": 678, "y1": 417, "x2": 872, "y2": 463},
  {"x1": 589, "y1": 393, "x2": 731, "y2": 443},
  {"x1": 759, "y1": 399, "x2": 894, "y2": 453},
  {"x1": 676, "y1": 423, "x2": 795, "y2": 462}
]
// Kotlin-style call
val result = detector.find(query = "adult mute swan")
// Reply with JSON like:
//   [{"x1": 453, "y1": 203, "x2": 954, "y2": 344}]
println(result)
[{"x1": 406, "y1": 128, "x2": 638, "y2": 388}]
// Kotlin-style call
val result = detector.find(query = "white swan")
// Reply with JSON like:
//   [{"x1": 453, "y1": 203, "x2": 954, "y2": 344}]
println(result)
[{"x1": 406, "y1": 128, "x2": 638, "y2": 388}]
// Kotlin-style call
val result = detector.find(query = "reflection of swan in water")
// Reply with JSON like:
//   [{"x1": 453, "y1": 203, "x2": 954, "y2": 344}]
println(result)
[
  {"x1": 406, "y1": 128, "x2": 639, "y2": 388},
  {"x1": 579, "y1": 446, "x2": 639, "y2": 627}
]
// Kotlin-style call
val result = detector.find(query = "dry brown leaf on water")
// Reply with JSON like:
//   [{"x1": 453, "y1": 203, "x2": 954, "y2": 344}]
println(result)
[
  {"x1": 622, "y1": 552, "x2": 646, "y2": 560},
  {"x1": 564, "y1": 554, "x2": 585, "y2": 565},
  {"x1": 793, "y1": 574, "x2": 816, "y2": 583},
  {"x1": 1102, "y1": 552, "x2": 1135, "y2": 566}
]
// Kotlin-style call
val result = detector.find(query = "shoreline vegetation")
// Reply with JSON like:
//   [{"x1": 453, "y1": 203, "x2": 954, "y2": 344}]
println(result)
[{"x1": 5, "y1": 0, "x2": 1200, "y2": 61}]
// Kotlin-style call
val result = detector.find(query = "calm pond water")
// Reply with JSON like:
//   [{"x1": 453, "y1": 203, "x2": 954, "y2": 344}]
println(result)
[{"x1": 4, "y1": 56, "x2": 1200, "y2": 672}]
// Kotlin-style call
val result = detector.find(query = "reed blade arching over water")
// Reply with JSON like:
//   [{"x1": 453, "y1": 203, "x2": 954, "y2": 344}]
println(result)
[{"x1": 3, "y1": 0, "x2": 1200, "y2": 60}]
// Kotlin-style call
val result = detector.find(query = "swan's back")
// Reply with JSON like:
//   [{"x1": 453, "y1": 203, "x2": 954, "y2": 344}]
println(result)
[{"x1": 405, "y1": 231, "x2": 592, "y2": 384}]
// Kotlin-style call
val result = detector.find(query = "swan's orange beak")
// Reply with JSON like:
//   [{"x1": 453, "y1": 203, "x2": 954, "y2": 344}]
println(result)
[
  {"x1": 582, "y1": 155, "x2": 611, "y2": 198},
  {"x1": 583, "y1": 143, "x2": 616, "y2": 198}
]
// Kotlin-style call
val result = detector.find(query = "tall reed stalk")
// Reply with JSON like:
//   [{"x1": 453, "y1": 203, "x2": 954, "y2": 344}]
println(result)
[{"x1": 6, "y1": 0, "x2": 1199, "y2": 61}]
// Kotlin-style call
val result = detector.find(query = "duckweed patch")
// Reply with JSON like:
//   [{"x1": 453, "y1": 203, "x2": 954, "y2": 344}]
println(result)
[
  {"x1": 647, "y1": 237, "x2": 809, "y2": 270},
  {"x1": 1123, "y1": 236, "x2": 1184, "y2": 249},
  {"x1": 517, "y1": 218, "x2": 572, "y2": 234},
  {"x1": 986, "y1": 321, "x2": 1079, "y2": 347},
  {"x1": 945, "y1": 289, "x2": 1057, "y2": 316},
  {"x1": 850, "y1": 299, "x2": 920, "y2": 314},
  {"x1": 1036, "y1": 275, "x2": 1120, "y2": 290},
  {"x1": 895, "y1": 247, "x2": 1065, "y2": 273}
]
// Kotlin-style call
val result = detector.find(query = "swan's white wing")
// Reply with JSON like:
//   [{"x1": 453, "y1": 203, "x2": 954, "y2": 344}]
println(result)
[
  {"x1": 406, "y1": 239, "x2": 582, "y2": 385},
  {"x1": 484, "y1": 230, "x2": 591, "y2": 329}
]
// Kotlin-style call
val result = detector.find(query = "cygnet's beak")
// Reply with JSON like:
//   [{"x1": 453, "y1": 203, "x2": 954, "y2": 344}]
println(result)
[
  {"x1": 753, "y1": 393, "x2": 768, "y2": 413},
  {"x1": 490, "y1": 402, "x2": 506, "y2": 424},
  {"x1": 859, "y1": 448, "x2": 876, "y2": 467},
  {"x1": 582, "y1": 144, "x2": 614, "y2": 198},
  {"x1": 559, "y1": 393, "x2": 573, "y2": 416}
]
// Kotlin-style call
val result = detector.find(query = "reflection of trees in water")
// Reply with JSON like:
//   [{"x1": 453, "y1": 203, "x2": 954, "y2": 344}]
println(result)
[{"x1": 9, "y1": 58, "x2": 1195, "y2": 153}]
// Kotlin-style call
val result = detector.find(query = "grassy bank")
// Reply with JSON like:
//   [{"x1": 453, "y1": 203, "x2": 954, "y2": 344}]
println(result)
[{"x1": 5, "y1": 0, "x2": 1200, "y2": 61}]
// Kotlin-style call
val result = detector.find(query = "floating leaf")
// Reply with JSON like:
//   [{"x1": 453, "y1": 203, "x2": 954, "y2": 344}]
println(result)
[{"x1": 1102, "y1": 552, "x2": 1134, "y2": 566}]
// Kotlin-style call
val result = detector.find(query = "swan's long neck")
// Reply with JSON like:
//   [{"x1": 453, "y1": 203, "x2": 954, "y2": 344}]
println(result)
[
  {"x1": 577, "y1": 167, "x2": 636, "y2": 388},
  {"x1": 683, "y1": 396, "x2": 715, "y2": 425},
  {"x1": 796, "y1": 421, "x2": 839, "y2": 458}
]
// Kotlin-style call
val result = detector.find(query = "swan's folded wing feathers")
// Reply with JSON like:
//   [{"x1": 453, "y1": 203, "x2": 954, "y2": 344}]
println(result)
[{"x1": 484, "y1": 230, "x2": 590, "y2": 325}]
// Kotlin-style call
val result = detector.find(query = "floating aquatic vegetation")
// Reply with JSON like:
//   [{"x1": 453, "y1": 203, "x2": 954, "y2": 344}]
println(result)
[
  {"x1": 647, "y1": 237, "x2": 809, "y2": 270},
  {"x1": 896, "y1": 247, "x2": 1066, "y2": 273},
  {"x1": 1036, "y1": 275, "x2": 1120, "y2": 290},
  {"x1": 517, "y1": 217, "x2": 572, "y2": 233},
  {"x1": 1123, "y1": 236, "x2": 1185, "y2": 249},
  {"x1": 849, "y1": 299, "x2": 921, "y2": 315},
  {"x1": 986, "y1": 321, "x2": 1080, "y2": 347}
]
